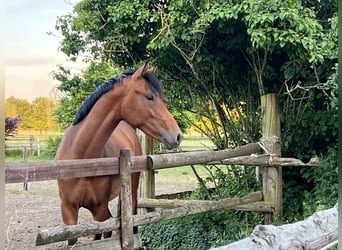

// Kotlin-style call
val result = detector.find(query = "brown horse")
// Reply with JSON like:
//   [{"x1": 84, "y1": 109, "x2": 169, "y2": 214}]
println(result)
[{"x1": 56, "y1": 62, "x2": 182, "y2": 245}]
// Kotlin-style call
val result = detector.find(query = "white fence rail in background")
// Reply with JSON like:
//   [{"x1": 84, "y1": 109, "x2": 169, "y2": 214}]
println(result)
[{"x1": 5, "y1": 135, "x2": 41, "y2": 158}]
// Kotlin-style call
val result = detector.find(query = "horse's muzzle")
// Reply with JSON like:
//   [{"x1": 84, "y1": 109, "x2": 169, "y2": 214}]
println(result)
[{"x1": 162, "y1": 132, "x2": 183, "y2": 150}]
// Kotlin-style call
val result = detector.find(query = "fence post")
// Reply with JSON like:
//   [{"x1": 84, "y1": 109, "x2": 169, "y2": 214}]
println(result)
[
  {"x1": 29, "y1": 135, "x2": 34, "y2": 156},
  {"x1": 119, "y1": 149, "x2": 134, "y2": 250},
  {"x1": 37, "y1": 137, "x2": 40, "y2": 157},
  {"x1": 22, "y1": 146, "x2": 28, "y2": 191},
  {"x1": 261, "y1": 93, "x2": 282, "y2": 224},
  {"x1": 137, "y1": 130, "x2": 155, "y2": 213}
]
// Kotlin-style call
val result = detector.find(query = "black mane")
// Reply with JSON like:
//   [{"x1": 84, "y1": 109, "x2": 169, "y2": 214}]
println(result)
[{"x1": 72, "y1": 70, "x2": 163, "y2": 125}]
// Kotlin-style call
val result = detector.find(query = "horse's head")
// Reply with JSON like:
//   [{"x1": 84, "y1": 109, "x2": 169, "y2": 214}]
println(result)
[{"x1": 120, "y1": 62, "x2": 182, "y2": 149}]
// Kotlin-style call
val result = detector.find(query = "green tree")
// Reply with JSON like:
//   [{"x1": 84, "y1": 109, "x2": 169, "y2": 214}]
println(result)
[
  {"x1": 29, "y1": 97, "x2": 57, "y2": 134},
  {"x1": 53, "y1": 0, "x2": 337, "y2": 246},
  {"x1": 52, "y1": 60, "x2": 121, "y2": 129},
  {"x1": 5, "y1": 97, "x2": 32, "y2": 129},
  {"x1": 54, "y1": 0, "x2": 336, "y2": 148}
]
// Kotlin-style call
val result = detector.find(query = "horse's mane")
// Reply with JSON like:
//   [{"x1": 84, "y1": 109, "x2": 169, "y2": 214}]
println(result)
[{"x1": 72, "y1": 69, "x2": 163, "y2": 125}]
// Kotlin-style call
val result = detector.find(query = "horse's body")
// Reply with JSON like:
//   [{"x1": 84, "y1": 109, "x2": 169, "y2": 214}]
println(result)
[{"x1": 56, "y1": 62, "x2": 182, "y2": 245}]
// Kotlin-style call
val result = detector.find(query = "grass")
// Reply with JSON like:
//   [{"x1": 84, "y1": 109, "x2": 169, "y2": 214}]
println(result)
[
  {"x1": 155, "y1": 165, "x2": 210, "y2": 191},
  {"x1": 180, "y1": 135, "x2": 216, "y2": 151},
  {"x1": 5, "y1": 152, "x2": 54, "y2": 163}
]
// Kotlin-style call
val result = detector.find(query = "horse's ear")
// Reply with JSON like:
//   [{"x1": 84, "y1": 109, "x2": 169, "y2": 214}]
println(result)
[
  {"x1": 147, "y1": 65, "x2": 157, "y2": 74},
  {"x1": 133, "y1": 61, "x2": 149, "y2": 80}
]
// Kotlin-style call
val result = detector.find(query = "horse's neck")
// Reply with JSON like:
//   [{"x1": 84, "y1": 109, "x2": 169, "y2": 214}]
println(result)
[{"x1": 71, "y1": 90, "x2": 123, "y2": 158}]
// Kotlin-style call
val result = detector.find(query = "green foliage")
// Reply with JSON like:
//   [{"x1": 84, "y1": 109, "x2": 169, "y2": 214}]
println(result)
[
  {"x1": 53, "y1": 0, "x2": 337, "y2": 246},
  {"x1": 5, "y1": 97, "x2": 58, "y2": 132},
  {"x1": 282, "y1": 146, "x2": 337, "y2": 222},
  {"x1": 52, "y1": 61, "x2": 120, "y2": 129},
  {"x1": 307, "y1": 146, "x2": 337, "y2": 210},
  {"x1": 46, "y1": 135, "x2": 63, "y2": 157},
  {"x1": 281, "y1": 88, "x2": 337, "y2": 221},
  {"x1": 140, "y1": 165, "x2": 263, "y2": 249},
  {"x1": 140, "y1": 209, "x2": 262, "y2": 249}
]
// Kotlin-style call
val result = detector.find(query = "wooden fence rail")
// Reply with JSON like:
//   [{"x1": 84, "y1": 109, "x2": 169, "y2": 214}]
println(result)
[
  {"x1": 36, "y1": 191, "x2": 263, "y2": 246},
  {"x1": 5, "y1": 135, "x2": 41, "y2": 156},
  {"x1": 5, "y1": 141, "x2": 320, "y2": 249},
  {"x1": 5, "y1": 143, "x2": 263, "y2": 184}
]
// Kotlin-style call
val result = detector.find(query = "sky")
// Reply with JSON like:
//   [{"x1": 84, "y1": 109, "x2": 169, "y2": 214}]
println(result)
[{"x1": 4, "y1": 0, "x2": 86, "y2": 102}]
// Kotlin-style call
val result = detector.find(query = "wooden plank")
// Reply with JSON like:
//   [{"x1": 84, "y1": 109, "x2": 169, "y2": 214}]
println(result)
[
  {"x1": 134, "y1": 192, "x2": 262, "y2": 226},
  {"x1": 261, "y1": 93, "x2": 282, "y2": 223},
  {"x1": 218, "y1": 155, "x2": 319, "y2": 167},
  {"x1": 5, "y1": 156, "x2": 147, "y2": 184},
  {"x1": 54, "y1": 236, "x2": 122, "y2": 250},
  {"x1": 147, "y1": 143, "x2": 262, "y2": 170},
  {"x1": 138, "y1": 199, "x2": 274, "y2": 213},
  {"x1": 36, "y1": 218, "x2": 121, "y2": 246},
  {"x1": 119, "y1": 149, "x2": 134, "y2": 250},
  {"x1": 6, "y1": 143, "x2": 262, "y2": 184},
  {"x1": 233, "y1": 202, "x2": 275, "y2": 212},
  {"x1": 36, "y1": 192, "x2": 262, "y2": 246}
]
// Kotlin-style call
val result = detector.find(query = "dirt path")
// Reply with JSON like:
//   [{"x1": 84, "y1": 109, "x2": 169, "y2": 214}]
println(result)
[{"x1": 5, "y1": 179, "x2": 198, "y2": 250}]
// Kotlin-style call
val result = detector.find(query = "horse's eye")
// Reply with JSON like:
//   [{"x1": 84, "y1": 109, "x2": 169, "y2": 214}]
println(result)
[{"x1": 146, "y1": 95, "x2": 154, "y2": 101}]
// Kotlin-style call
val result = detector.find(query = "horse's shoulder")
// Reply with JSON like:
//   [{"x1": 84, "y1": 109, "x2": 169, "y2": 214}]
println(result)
[{"x1": 55, "y1": 125, "x2": 79, "y2": 159}]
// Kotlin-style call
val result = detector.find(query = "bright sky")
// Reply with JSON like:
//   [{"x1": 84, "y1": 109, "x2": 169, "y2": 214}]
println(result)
[{"x1": 4, "y1": 0, "x2": 85, "y2": 102}]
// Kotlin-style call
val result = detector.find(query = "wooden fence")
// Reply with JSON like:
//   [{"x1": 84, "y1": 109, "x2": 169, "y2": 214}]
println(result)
[
  {"x1": 5, "y1": 143, "x2": 319, "y2": 249},
  {"x1": 5, "y1": 135, "x2": 41, "y2": 158},
  {"x1": 4, "y1": 94, "x2": 327, "y2": 249}
]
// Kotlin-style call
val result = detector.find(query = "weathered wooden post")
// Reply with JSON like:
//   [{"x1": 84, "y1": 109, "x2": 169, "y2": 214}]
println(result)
[
  {"x1": 23, "y1": 146, "x2": 28, "y2": 191},
  {"x1": 261, "y1": 93, "x2": 282, "y2": 224},
  {"x1": 29, "y1": 135, "x2": 34, "y2": 156},
  {"x1": 119, "y1": 149, "x2": 134, "y2": 250},
  {"x1": 137, "y1": 130, "x2": 155, "y2": 213}
]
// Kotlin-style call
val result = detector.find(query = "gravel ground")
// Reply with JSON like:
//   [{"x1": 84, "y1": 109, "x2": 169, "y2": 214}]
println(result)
[{"x1": 5, "y1": 179, "x2": 198, "y2": 250}]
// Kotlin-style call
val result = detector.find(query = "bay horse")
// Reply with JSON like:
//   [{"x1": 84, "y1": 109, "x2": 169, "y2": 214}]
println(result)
[{"x1": 55, "y1": 62, "x2": 182, "y2": 245}]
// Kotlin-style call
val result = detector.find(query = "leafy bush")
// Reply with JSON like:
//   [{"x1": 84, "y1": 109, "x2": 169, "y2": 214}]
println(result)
[
  {"x1": 307, "y1": 146, "x2": 337, "y2": 210},
  {"x1": 5, "y1": 116, "x2": 21, "y2": 137},
  {"x1": 140, "y1": 209, "x2": 262, "y2": 250},
  {"x1": 139, "y1": 165, "x2": 263, "y2": 249},
  {"x1": 45, "y1": 135, "x2": 63, "y2": 157}
]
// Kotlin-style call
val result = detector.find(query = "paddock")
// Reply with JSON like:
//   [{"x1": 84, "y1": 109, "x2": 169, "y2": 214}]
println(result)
[
  {"x1": 4, "y1": 93, "x2": 336, "y2": 249},
  {"x1": 5, "y1": 143, "x2": 321, "y2": 249}
]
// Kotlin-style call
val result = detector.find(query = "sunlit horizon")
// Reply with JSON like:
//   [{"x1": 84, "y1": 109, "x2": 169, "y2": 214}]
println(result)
[{"x1": 4, "y1": 0, "x2": 86, "y2": 102}]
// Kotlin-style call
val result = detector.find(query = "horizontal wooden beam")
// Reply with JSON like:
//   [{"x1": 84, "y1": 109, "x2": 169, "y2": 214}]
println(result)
[
  {"x1": 5, "y1": 156, "x2": 147, "y2": 184},
  {"x1": 214, "y1": 155, "x2": 320, "y2": 167},
  {"x1": 36, "y1": 192, "x2": 262, "y2": 246},
  {"x1": 5, "y1": 143, "x2": 262, "y2": 184},
  {"x1": 147, "y1": 143, "x2": 262, "y2": 170},
  {"x1": 36, "y1": 218, "x2": 120, "y2": 246},
  {"x1": 137, "y1": 192, "x2": 262, "y2": 209},
  {"x1": 6, "y1": 151, "x2": 318, "y2": 184},
  {"x1": 134, "y1": 191, "x2": 262, "y2": 226},
  {"x1": 138, "y1": 198, "x2": 274, "y2": 213},
  {"x1": 233, "y1": 201, "x2": 275, "y2": 212}
]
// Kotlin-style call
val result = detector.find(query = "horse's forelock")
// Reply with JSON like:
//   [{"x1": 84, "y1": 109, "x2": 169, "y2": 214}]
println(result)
[{"x1": 143, "y1": 72, "x2": 163, "y2": 97}]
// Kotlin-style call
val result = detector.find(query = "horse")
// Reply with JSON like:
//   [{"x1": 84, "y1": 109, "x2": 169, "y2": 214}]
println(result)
[{"x1": 55, "y1": 62, "x2": 182, "y2": 245}]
